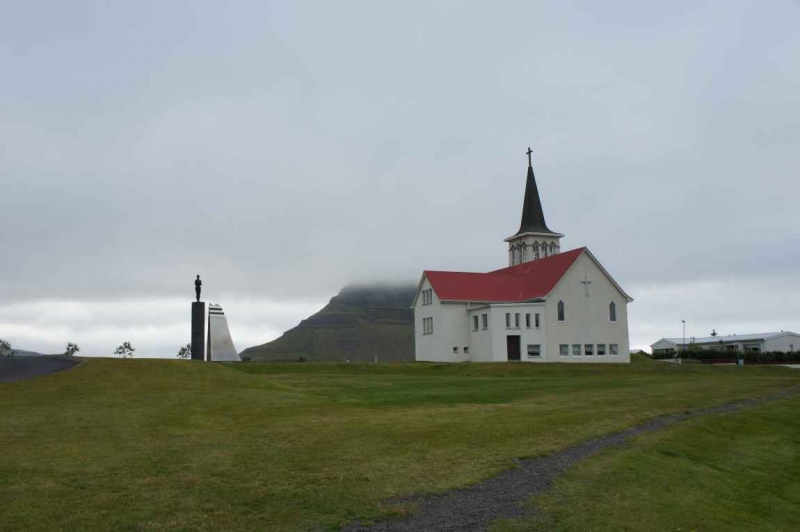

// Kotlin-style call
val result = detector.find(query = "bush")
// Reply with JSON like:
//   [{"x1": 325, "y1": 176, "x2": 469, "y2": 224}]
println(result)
[
  {"x1": 64, "y1": 343, "x2": 80, "y2": 357},
  {"x1": 654, "y1": 349, "x2": 800, "y2": 364},
  {"x1": 0, "y1": 339, "x2": 12, "y2": 357},
  {"x1": 114, "y1": 342, "x2": 135, "y2": 360},
  {"x1": 177, "y1": 344, "x2": 191, "y2": 360}
]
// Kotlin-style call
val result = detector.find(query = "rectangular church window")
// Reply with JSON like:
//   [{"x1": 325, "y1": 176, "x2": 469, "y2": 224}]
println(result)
[
  {"x1": 453, "y1": 346, "x2": 458, "y2": 353},
  {"x1": 585, "y1": 344, "x2": 594, "y2": 356},
  {"x1": 572, "y1": 344, "x2": 581, "y2": 356},
  {"x1": 464, "y1": 347, "x2": 469, "y2": 354},
  {"x1": 535, "y1": 313, "x2": 540, "y2": 328},
  {"x1": 560, "y1": 344, "x2": 569, "y2": 356},
  {"x1": 526, "y1": 313, "x2": 531, "y2": 328},
  {"x1": 505, "y1": 313, "x2": 511, "y2": 328},
  {"x1": 422, "y1": 289, "x2": 433, "y2": 305},
  {"x1": 514, "y1": 313, "x2": 520, "y2": 329},
  {"x1": 597, "y1": 344, "x2": 606, "y2": 356},
  {"x1": 482, "y1": 314, "x2": 488, "y2": 329},
  {"x1": 473, "y1": 315, "x2": 479, "y2": 331},
  {"x1": 527, "y1": 344, "x2": 541, "y2": 358},
  {"x1": 610, "y1": 344, "x2": 619, "y2": 355}
]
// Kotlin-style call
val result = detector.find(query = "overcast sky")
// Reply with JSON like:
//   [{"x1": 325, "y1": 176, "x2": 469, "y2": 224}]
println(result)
[{"x1": 2, "y1": 1, "x2": 799, "y2": 357}]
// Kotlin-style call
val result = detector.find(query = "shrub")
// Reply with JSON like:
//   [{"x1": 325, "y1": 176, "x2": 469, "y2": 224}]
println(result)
[
  {"x1": 177, "y1": 344, "x2": 191, "y2": 360},
  {"x1": 0, "y1": 339, "x2": 12, "y2": 357},
  {"x1": 64, "y1": 343, "x2": 80, "y2": 357},
  {"x1": 656, "y1": 349, "x2": 800, "y2": 364},
  {"x1": 114, "y1": 342, "x2": 135, "y2": 360}
]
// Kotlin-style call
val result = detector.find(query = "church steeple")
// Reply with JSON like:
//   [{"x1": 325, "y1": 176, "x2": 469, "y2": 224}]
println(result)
[
  {"x1": 503, "y1": 148, "x2": 565, "y2": 266},
  {"x1": 514, "y1": 148, "x2": 557, "y2": 237}
]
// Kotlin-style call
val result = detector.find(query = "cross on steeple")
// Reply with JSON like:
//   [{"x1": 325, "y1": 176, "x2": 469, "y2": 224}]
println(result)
[
  {"x1": 526, "y1": 147, "x2": 533, "y2": 168},
  {"x1": 581, "y1": 275, "x2": 592, "y2": 297}
]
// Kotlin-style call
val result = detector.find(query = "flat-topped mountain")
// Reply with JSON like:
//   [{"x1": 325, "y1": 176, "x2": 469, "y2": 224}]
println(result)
[{"x1": 240, "y1": 284, "x2": 416, "y2": 362}]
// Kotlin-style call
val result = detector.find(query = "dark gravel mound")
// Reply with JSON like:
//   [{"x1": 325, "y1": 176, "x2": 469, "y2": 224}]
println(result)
[{"x1": 0, "y1": 356, "x2": 80, "y2": 383}]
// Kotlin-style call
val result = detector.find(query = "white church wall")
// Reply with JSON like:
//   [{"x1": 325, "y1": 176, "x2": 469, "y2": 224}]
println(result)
[
  {"x1": 414, "y1": 277, "x2": 445, "y2": 362},
  {"x1": 468, "y1": 307, "x2": 494, "y2": 362},
  {"x1": 439, "y1": 303, "x2": 471, "y2": 362},
  {"x1": 414, "y1": 277, "x2": 471, "y2": 362},
  {"x1": 488, "y1": 308, "x2": 509, "y2": 362},
  {"x1": 487, "y1": 304, "x2": 548, "y2": 362},
  {"x1": 545, "y1": 252, "x2": 630, "y2": 363}
]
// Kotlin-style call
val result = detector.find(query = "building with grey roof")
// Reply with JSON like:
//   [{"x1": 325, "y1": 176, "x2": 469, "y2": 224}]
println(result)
[{"x1": 651, "y1": 331, "x2": 800, "y2": 355}]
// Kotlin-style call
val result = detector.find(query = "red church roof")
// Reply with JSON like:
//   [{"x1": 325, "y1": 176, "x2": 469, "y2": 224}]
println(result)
[{"x1": 424, "y1": 247, "x2": 586, "y2": 302}]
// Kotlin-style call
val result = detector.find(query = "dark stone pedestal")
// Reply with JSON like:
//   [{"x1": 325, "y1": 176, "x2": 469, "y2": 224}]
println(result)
[{"x1": 191, "y1": 302, "x2": 207, "y2": 361}]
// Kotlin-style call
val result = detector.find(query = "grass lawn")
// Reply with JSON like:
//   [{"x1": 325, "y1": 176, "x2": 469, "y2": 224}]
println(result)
[
  {"x1": 1, "y1": 359, "x2": 798, "y2": 531},
  {"x1": 494, "y1": 394, "x2": 800, "y2": 531}
]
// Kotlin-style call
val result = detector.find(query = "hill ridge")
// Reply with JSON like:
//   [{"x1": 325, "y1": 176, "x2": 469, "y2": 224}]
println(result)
[{"x1": 240, "y1": 283, "x2": 416, "y2": 362}]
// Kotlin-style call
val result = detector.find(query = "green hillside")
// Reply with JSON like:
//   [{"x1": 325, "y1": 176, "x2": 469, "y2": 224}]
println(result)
[
  {"x1": 2, "y1": 359, "x2": 799, "y2": 531},
  {"x1": 240, "y1": 284, "x2": 416, "y2": 362}
]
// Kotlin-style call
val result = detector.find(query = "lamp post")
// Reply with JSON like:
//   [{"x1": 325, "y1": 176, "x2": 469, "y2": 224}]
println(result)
[{"x1": 682, "y1": 320, "x2": 686, "y2": 356}]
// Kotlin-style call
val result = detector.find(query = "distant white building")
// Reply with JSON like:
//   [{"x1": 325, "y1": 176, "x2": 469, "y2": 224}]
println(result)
[
  {"x1": 412, "y1": 151, "x2": 632, "y2": 363},
  {"x1": 651, "y1": 332, "x2": 800, "y2": 355}
]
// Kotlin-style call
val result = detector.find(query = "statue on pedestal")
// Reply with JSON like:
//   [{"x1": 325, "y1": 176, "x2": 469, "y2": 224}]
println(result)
[{"x1": 195, "y1": 275, "x2": 202, "y2": 302}]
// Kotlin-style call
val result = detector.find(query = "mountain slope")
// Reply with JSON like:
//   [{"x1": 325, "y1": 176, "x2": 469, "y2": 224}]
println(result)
[{"x1": 240, "y1": 284, "x2": 416, "y2": 362}]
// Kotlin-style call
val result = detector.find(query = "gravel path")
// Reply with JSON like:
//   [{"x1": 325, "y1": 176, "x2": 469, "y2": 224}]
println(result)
[
  {"x1": 0, "y1": 356, "x2": 80, "y2": 383},
  {"x1": 346, "y1": 386, "x2": 800, "y2": 532}
]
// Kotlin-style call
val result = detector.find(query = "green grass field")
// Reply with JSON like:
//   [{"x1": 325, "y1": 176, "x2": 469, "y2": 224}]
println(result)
[
  {"x1": 1, "y1": 359, "x2": 798, "y2": 531},
  {"x1": 495, "y1": 393, "x2": 800, "y2": 531}
]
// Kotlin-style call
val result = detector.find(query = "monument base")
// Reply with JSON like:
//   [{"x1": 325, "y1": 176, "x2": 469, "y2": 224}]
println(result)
[{"x1": 191, "y1": 302, "x2": 208, "y2": 361}]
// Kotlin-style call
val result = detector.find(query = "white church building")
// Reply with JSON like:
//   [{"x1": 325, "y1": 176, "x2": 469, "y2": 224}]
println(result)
[{"x1": 412, "y1": 150, "x2": 632, "y2": 363}]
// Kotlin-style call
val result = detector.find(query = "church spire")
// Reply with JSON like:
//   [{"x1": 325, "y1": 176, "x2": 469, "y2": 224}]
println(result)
[
  {"x1": 503, "y1": 147, "x2": 564, "y2": 266},
  {"x1": 514, "y1": 147, "x2": 556, "y2": 237}
]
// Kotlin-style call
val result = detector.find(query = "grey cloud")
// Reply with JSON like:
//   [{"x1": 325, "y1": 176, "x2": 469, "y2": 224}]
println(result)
[{"x1": 1, "y1": 1, "x2": 799, "y2": 347}]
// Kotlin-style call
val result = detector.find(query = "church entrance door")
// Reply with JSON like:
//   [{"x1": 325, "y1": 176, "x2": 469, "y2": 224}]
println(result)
[{"x1": 507, "y1": 336, "x2": 521, "y2": 361}]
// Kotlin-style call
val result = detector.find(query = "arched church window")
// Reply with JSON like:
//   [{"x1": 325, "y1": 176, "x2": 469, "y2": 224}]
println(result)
[
  {"x1": 609, "y1": 302, "x2": 617, "y2": 322},
  {"x1": 533, "y1": 243, "x2": 539, "y2": 259},
  {"x1": 558, "y1": 300, "x2": 565, "y2": 322},
  {"x1": 550, "y1": 243, "x2": 556, "y2": 255},
  {"x1": 543, "y1": 244, "x2": 548, "y2": 258},
  {"x1": 521, "y1": 244, "x2": 528, "y2": 262}
]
